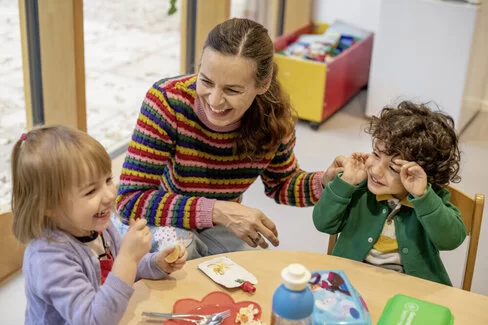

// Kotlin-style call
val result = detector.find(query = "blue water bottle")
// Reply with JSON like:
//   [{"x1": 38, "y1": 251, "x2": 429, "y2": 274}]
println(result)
[{"x1": 271, "y1": 264, "x2": 314, "y2": 325}]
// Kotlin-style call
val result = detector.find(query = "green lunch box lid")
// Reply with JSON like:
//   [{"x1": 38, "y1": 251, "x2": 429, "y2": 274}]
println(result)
[{"x1": 377, "y1": 294, "x2": 454, "y2": 325}]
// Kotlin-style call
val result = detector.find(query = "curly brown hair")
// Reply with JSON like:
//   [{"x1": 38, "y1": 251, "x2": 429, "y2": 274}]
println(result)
[
  {"x1": 203, "y1": 18, "x2": 296, "y2": 160},
  {"x1": 365, "y1": 101, "x2": 461, "y2": 187}
]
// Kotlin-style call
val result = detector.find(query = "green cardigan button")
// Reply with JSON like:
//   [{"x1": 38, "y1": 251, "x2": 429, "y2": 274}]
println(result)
[{"x1": 402, "y1": 248, "x2": 409, "y2": 254}]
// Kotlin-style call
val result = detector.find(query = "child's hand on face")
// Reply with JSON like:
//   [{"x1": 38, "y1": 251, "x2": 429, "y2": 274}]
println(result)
[
  {"x1": 119, "y1": 218, "x2": 152, "y2": 264},
  {"x1": 341, "y1": 152, "x2": 368, "y2": 185},
  {"x1": 156, "y1": 243, "x2": 188, "y2": 274},
  {"x1": 394, "y1": 159, "x2": 427, "y2": 197},
  {"x1": 322, "y1": 155, "x2": 346, "y2": 187}
]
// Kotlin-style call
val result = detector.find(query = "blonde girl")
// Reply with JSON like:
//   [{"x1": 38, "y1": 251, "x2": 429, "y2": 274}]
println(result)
[{"x1": 11, "y1": 125, "x2": 187, "y2": 325}]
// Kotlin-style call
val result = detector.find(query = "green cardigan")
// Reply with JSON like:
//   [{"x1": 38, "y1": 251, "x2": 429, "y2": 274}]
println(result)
[{"x1": 313, "y1": 175, "x2": 467, "y2": 286}]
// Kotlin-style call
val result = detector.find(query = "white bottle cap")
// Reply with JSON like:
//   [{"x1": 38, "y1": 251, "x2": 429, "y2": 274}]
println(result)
[{"x1": 281, "y1": 264, "x2": 311, "y2": 291}]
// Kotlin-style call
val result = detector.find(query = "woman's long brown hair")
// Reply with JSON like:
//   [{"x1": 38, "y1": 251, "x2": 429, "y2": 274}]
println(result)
[{"x1": 203, "y1": 18, "x2": 296, "y2": 160}]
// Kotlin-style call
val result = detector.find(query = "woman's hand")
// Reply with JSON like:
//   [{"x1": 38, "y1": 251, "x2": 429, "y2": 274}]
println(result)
[
  {"x1": 395, "y1": 159, "x2": 428, "y2": 197},
  {"x1": 212, "y1": 201, "x2": 279, "y2": 248},
  {"x1": 322, "y1": 155, "x2": 346, "y2": 187},
  {"x1": 156, "y1": 242, "x2": 188, "y2": 274},
  {"x1": 341, "y1": 152, "x2": 368, "y2": 185}
]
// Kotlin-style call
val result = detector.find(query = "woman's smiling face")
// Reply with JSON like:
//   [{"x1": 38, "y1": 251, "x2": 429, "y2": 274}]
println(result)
[{"x1": 196, "y1": 48, "x2": 268, "y2": 127}]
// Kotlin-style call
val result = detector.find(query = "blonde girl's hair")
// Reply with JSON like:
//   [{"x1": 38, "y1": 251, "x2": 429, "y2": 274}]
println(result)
[{"x1": 11, "y1": 125, "x2": 112, "y2": 243}]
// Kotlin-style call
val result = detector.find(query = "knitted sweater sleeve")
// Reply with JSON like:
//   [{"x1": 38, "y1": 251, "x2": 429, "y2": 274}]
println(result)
[
  {"x1": 260, "y1": 132, "x2": 324, "y2": 206},
  {"x1": 116, "y1": 82, "x2": 214, "y2": 229}
]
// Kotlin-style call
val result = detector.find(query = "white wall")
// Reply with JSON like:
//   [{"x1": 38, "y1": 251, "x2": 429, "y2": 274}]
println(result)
[
  {"x1": 312, "y1": 0, "x2": 382, "y2": 32},
  {"x1": 365, "y1": 0, "x2": 482, "y2": 132}
]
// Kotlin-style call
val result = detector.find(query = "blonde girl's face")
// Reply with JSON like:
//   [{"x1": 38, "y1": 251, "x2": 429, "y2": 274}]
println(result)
[{"x1": 55, "y1": 172, "x2": 116, "y2": 237}]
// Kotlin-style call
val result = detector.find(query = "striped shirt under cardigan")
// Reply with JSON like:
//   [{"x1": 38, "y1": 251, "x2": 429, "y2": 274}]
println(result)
[{"x1": 116, "y1": 74, "x2": 324, "y2": 229}]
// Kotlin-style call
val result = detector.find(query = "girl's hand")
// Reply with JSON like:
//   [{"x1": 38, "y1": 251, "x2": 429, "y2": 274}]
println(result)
[
  {"x1": 395, "y1": 159, "x2": 428, "y2": 197},
  {"x1": 118, "y1": 218, "x2": 152, "y2": 264},
  {"x1": 112, "y1": 218, "x2": 152, "y2": 285},
  {"x1": 341, "y1": 152, "x2": 368, "y2": 185},
  {"x1": 156, "y1": 242, "x2": 188, "y2": 273},
  {"x1": 322, "y1": 155, "x2": 347, "y2": 187},
  {"x1": 212, "y1": 201, "x2": 279, "y2": 249}
]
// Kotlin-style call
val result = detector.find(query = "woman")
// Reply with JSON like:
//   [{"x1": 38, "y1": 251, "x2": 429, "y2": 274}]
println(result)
[{"x1": 115, "y1": 18, "x2": 344, "y2": 258}]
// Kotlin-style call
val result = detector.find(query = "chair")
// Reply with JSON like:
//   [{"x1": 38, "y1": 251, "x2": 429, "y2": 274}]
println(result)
[
  {"x1": 0, "y1": 212, "x2": 25, "y2": 282},
  {"x1": 447, "y1": 185, "x2": 484, "y2": 291},
  {"x1": 326, "y1": 185, "x2": 484, "y2": 291}
]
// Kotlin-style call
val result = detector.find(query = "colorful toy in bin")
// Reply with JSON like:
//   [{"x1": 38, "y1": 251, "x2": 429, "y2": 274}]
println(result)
[
  {"x1": 308, "y1": 270, "x2": 371, "y2": 325},
  {"x1": 273, "y1": 21, "x2": 374, "y2": 130},
  {"x1": 337, "y1": 35, "x2": 356, "y2": 52},
  {"x1": 377, "y1": 294, "x2": 454, "y2": 325}
]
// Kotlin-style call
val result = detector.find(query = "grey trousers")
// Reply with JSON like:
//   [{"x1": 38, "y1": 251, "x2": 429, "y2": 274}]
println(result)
[{"x1": 111, "y1": 215, "x2": 261, "y2": 260}]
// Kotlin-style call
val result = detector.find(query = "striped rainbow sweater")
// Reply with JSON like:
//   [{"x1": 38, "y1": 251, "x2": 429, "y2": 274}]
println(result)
[{"x1": 116, "y1": 74, "x2": 324, "y2": 229}]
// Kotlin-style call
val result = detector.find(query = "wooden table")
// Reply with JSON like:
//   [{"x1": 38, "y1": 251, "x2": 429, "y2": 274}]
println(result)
[{"x1": 119, "y1": 250, "x2": 488, "y2": 324}]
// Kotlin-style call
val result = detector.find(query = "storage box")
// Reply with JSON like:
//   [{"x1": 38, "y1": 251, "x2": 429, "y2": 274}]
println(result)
[
  {"x1": 377, "y1": 294, "x2": 454, "y2": 325},
  {"x1": 274, "y1": 23, "x2": 373, "y2": 129}
]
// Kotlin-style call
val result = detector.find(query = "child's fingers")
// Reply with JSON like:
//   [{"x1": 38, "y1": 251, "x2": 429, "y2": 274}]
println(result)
[
  {"x1": 179, "y1": 246, "x2": 188, "y2": 260},
  {"x1": 162, "y1": 244, "x2": 181, "y2": 263},
  {"x1": 165, "y1": 244, "x2": 187, "y2": 265},
  {"x1": 400, "y1": 164, "x2": 410, "y2": 179},
  {"x1": 172, "y1": 257, "x2": 186, "y2": 266},
  {"x1": 351, "y1": 152, "x2": 368, "y2": 165},
  {"x1": 129, "y1": 218, "x2": 148, "y2": 232},
  {"x1": 144, "y1": 227, "x2": 152, "y2": 238},
  {"x1": 407, "y1": 165, "x2": 425, "y2": 177},
  {"x1": 177, "y1": 243, "x2": 186, "y2": 257},
  {"x1": 351, "y1": 152, "x2": 361, "y2": 160},
  {"x1": 161, "y1": 245, "x2": 175, "y2": 255},
  {"x1": 358, "y1": 153, "x2": 368, "y2": 162},
  {"x1": 401, "y1": 162, "x2": 419, "y2": 172},
  {"x1": 172, "y1": 258, "x2": 187, "y2": 268},
  {"x1": 333, "y1": 155, "x2": 347, "y2": 168},
  {"x1": 393, "y1": 158, "x2": 410, "y2": 166}
]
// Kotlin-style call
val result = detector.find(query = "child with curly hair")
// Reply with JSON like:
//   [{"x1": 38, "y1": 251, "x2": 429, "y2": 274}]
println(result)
[
  {"x1": 11, "y1": 125, "x2": 187, "y2": 325},
  {"x1": 313, "y1": 101, "x2": 466, "y2": 286}
]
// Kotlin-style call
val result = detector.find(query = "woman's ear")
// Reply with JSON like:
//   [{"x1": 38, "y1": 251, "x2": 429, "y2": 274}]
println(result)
[{"x1": 257, "y1": 76, "x2": 272, "y2": 95}]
